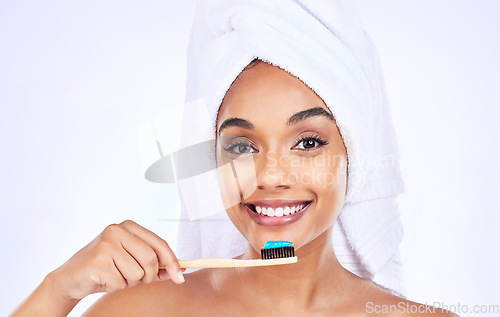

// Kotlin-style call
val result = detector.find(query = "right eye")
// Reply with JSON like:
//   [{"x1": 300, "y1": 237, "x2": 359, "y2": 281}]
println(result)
[{"x1": 223, "y1": 141, "x2": 257, "y2": 155}]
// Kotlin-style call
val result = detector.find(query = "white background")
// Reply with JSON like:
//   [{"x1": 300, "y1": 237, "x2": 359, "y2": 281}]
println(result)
[{"x1": 1, "y1": 1, "x2": 499, "y2": 316}]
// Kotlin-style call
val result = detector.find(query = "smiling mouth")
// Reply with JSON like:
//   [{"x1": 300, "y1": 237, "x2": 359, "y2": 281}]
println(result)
[{"x1": 244, "y1": 201, "x2": 312, "y2": 217}]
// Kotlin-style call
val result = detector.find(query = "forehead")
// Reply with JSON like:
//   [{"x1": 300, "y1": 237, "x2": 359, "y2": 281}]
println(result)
[{"x1": 217, "y1": 62, "x2": 332, "y2": 128}]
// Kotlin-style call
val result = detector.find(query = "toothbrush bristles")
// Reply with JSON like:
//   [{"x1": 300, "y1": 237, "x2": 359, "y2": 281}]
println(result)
[{"x1": 261, "y1": 246, "x2": 295, "y2": 260}]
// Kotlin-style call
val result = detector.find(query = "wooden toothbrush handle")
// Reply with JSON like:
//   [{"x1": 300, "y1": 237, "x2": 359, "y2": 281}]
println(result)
[{"x1": 159, "y1": 256, "x2": 297, "y2": 269}]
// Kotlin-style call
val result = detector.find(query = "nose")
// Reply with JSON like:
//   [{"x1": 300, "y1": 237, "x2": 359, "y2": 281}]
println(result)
[{"x1": 256, "y1": 150, "x2": 294, "y2": 190}]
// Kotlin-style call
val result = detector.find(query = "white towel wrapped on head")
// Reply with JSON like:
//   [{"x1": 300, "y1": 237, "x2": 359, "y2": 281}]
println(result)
[{"x1": 175, "y1": 0, "x2": 407, "y2": 297}]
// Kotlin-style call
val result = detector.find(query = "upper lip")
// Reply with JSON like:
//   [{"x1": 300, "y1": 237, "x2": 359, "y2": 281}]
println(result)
[{"x1": 243, "y1": 199, "x2": 312, "y2": 208}]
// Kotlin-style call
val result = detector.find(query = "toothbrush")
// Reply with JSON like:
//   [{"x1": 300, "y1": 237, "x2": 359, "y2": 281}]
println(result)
[{"x1": 159, "y1": 241, "x2": 297, "y2": 269}]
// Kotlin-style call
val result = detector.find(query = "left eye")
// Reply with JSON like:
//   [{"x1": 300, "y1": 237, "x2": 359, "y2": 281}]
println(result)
[{"x1": 294, "y1": 137, "x2": 328, "y2": 150}]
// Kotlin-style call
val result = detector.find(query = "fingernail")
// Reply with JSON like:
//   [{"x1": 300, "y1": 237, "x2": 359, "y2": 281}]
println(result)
[{"x1": 177, "y1": 270, "x2": 185, "y2": 283}]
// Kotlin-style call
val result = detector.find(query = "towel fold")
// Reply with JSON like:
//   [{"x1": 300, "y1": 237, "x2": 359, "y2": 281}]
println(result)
[{"x1": 174, "y1": 0, "x2": 406, "y2": 297}]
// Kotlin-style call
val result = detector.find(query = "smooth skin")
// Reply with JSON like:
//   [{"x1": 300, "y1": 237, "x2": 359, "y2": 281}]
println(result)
[{"x1": 12, "y1": 62, "x2": 458, "y2": 316}]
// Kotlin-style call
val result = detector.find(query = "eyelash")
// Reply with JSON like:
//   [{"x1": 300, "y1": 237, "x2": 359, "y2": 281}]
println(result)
[
  {"x1": 294, "y1": 135, "x2": 329, "y2": 150},
  {"x1": 222, "y1": 134, "x2": 329, "y2": 155},
  {"x1": 223, "y1": 141, "x2": 257, "y2": 155}
]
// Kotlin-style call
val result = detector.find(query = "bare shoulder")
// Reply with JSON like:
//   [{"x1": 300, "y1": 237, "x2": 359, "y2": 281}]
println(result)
[
  {"x1": 349, "y1": 275, "x2": 458, "y2": 317},
  {"x1": 82, "y1": 269, "x2": 216, "y2": 317},
  {"x1": 362, "y1": 286, "x2": 458, "y2": 316}
]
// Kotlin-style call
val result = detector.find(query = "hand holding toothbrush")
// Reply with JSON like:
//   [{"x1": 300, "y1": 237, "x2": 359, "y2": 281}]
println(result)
[
  {"x1": 12, "y1": 220, "x2": 185, "y2": 316},
  {"x1": 12, "y1": 220, "x2": 296, "y2": 316}
]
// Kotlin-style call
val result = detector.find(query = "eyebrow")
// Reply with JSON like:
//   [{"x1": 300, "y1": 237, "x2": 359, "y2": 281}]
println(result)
[
  {"x1": 286, "y1": 107, "x2": 334, "y2": 125},
  {"x1": 218, "y1": 118, "x2": 254, "y2": 135},
  {"x1": 218, "y1": 107, "x2": 334, "y2": 135}
]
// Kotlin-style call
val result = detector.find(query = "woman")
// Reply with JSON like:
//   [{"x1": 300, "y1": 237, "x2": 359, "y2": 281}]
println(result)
[
  {"x1": 12, "y1": 1, "x2": 457, "y2": 316},
  {"x1": 12, "y1": 60, "x2": 455, "y2": 316}
]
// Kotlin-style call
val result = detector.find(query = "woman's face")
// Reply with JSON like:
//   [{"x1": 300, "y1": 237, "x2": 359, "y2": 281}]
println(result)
[{"x1": 216, "y1": 62, "x2": 347, "y2": 254}]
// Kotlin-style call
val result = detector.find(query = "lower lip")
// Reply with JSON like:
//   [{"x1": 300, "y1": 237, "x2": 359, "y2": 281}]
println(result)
[{"x1": 245, "y1": 203, "x2": 312, "y2": 226}]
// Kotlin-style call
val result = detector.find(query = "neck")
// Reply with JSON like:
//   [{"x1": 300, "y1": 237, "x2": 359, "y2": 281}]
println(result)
[{"x1": 236, "y1": 227, "x2": 348, "y2": 309}]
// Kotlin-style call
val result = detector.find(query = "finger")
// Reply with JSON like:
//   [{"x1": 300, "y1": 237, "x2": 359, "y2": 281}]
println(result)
[
  {"x1": 112, "y1": 247, "x2": 146, "y2": 287},
  {"x1": 117, "y1": 229, "x2": 160, "y2": 284},
  {"x1": 158, "y1": 267, "x2": 186, "y2": 281},
  {"x1": 120, "y1": 220, "x2": 184, "y2": 284},
  {"x1": 94, "y1": 260, "x2": 128, "y2": 293}
]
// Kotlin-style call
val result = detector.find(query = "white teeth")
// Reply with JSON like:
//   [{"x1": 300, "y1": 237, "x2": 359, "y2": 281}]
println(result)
[
  {"x1": 284, "y1": 206, "x2": 290, "y2": 216},
  {"x1": 275, "y1": 207, "x2": 284, "y2": 217},
  {"x1": 251, "y1": 203, "x2": 310, "y2": 217},
  {"x1": 267, "y1": 208, "x2": 275, "y2": 217}
]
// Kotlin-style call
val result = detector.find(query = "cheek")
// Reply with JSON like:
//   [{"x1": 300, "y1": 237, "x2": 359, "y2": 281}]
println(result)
[
  {"x1": 294, "y1": 153, "x2": 347, "y2": 190},
  {"x1": 304, "y1": 154, "x2": 347, "y2": 222},
  {"x1": 216, "y1": 152, "x2": 259, "y2": 210},
  {"x1": 216, "y1": 160, "x2": 241, "y2": 210},
  {"x1": 216, "y1": 160, "x2": 246, "y2": 232}
]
